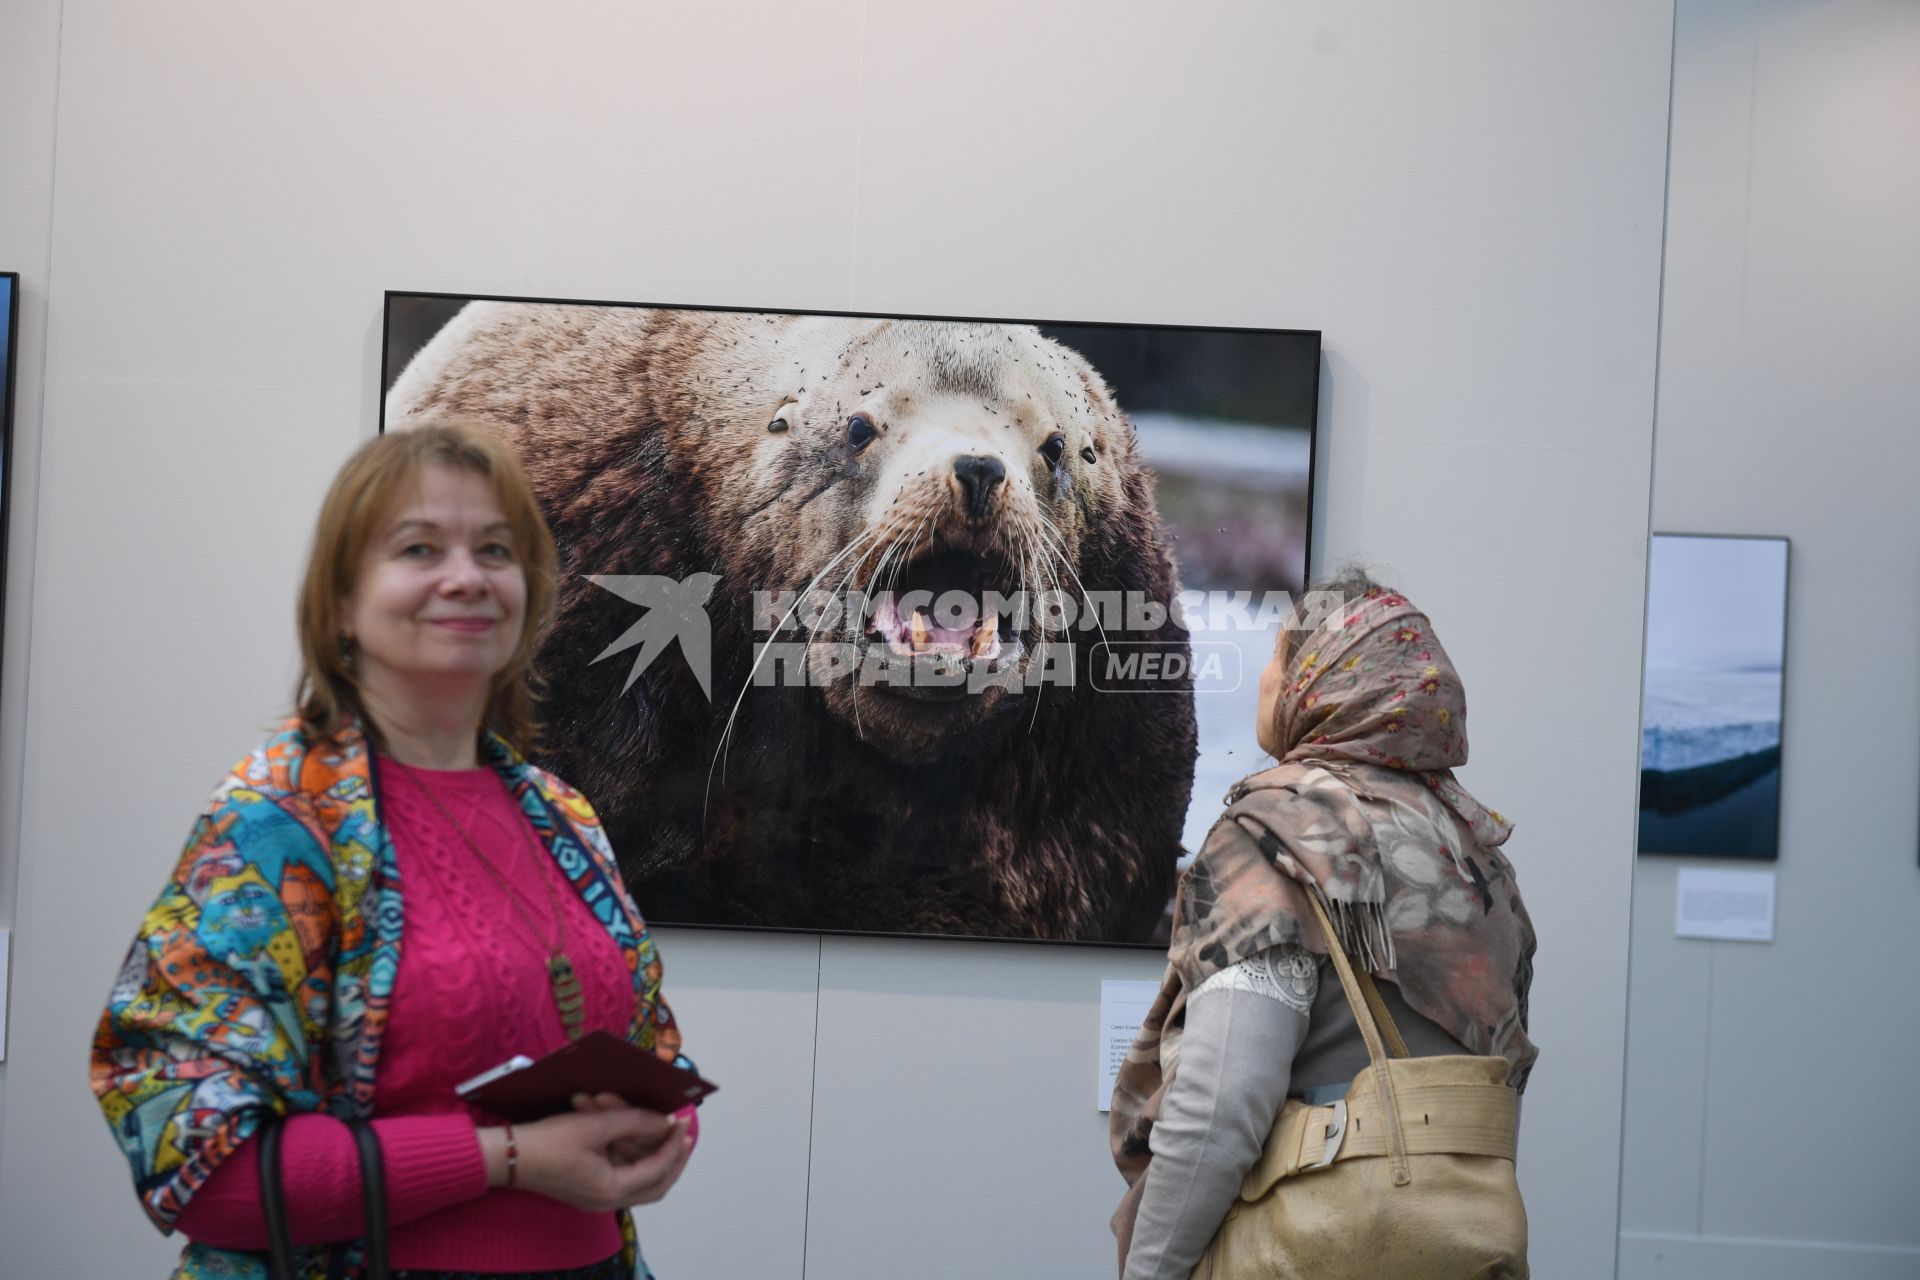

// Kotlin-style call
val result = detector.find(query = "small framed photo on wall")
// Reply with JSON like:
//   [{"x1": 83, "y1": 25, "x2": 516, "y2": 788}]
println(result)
[{"x1": 1637, "y1": 533, "x2": 1790, "y2": 860}]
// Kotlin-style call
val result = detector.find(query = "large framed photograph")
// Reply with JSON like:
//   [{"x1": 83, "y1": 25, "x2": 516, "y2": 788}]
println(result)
[
  {"x1": 1, "y1": 273, "x2": 17, "y2": 690},
  {"x1": 382, "y1": 292, "x2": 1319, "y2": 943},
  {"x1": 1638, "y1": 533, "x2": 1790, "y2": 860}
]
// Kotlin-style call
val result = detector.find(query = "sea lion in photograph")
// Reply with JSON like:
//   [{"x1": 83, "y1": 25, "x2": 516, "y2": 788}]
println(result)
[{"x1": 387, "y1": 301, "x2": 1197, "y2": 941}]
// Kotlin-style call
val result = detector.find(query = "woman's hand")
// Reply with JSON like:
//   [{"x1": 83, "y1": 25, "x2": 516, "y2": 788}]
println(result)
[
  {"x1": 569, "y1": 1091, "x2": 699, "y2": 1165},
  {"x1": 570, "y1": 1091, "x2": 700, "y2": 1165},
  {"x1": 478, "y1": 1103, "x2": 692, "y2": 1212}
]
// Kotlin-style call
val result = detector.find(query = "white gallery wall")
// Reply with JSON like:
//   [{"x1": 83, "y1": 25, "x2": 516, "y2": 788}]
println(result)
[
  {"x1": 1617, "y1": 1, "x2": 1920, "y2": 1276},
  {"x1": 0, "y1": 4, "x2": 1674, "y2": 1277}
]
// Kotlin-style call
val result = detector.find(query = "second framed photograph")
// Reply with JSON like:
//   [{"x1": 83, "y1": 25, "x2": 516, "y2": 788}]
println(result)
[{"x1": 1637, "y1": 533, "x2": 1790, "y2": 860}]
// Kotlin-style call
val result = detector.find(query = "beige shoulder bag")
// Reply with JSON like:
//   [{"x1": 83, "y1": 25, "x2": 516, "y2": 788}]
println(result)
[{"x1": 1192, "y1": 886, "x2": 1529, "y2": 1279}]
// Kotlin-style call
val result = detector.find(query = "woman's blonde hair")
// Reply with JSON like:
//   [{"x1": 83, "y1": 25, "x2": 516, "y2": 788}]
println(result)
[{"x1": 295, "y1": 419, "x2": 559, "y2": 754}]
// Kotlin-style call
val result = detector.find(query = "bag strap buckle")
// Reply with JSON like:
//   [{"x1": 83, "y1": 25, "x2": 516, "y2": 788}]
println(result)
[{"x1": 1312, "y1": 1099, "x2": 1349, "y2": 1169}]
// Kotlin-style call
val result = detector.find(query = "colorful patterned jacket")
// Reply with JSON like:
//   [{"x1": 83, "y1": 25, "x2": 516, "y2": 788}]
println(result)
[{"x1": 91, "y1": 717, "x2": 687, "y2": 1280}]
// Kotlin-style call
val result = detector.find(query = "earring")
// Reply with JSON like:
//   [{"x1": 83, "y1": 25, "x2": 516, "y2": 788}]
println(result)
[{"x1": 337, "y1": 633, "x2": 356, "y2": 673}]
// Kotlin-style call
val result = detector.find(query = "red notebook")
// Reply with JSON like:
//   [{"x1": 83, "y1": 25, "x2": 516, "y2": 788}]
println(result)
[{"x1": 455, "y1": 1031, "x2": 718, "y2": 1122}]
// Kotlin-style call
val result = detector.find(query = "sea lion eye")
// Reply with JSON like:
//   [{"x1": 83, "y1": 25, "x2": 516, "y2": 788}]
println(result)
[
  {"x1": 848, "y1": 414, "x2": 878, "y2": 450},
  {"x1": 1040, "y1": 433, "x2": 1067, "y2": 467}
]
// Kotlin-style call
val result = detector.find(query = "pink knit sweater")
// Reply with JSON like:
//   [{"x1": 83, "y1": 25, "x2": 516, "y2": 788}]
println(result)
[{"x1": 176, "y1": 757, "x2": 662, "y2": 1270}]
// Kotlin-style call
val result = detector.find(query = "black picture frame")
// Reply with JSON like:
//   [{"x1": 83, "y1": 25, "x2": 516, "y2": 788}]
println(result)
[
  {"x1": 0, "y1": 273, "x2": 18, "y2": 693},
  {"x1": 1637, "y1": 532, "x2": 1791, "y2": 861},
  {"x1": 379, "y1": 289, "x2": 1320, "y2": 946}
]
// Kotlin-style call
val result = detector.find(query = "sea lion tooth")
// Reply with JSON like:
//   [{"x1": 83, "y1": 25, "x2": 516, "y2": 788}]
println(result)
[
  {"x1": 910, "y1": 610, "x2": 931, "y2": 653},
  {"x1": 971, "y1": 613, "x2": 998, "y2": 657}
]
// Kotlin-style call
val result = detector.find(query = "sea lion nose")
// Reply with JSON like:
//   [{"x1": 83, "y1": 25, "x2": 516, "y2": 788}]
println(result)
[{"x1": 952, "y1": 455, "x2": 1007, "y2": 520}]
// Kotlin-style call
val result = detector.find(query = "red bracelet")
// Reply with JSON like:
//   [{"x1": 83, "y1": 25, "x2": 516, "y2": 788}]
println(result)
[{"x1": 503, "y1": 1122, "x2": 518, "y2": 1190}]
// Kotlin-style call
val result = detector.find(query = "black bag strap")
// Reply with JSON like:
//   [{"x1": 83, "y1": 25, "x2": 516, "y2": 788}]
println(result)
[
  {"x1": 350, "y1": 1118, "x2": 391, "y2": 1280},
  {"x1": 259, "y1": 1114, "x2": 298, "y2": 1280},
  {"x1": 257, "y1": 1112, "x2": 390, "y2": 1280}
]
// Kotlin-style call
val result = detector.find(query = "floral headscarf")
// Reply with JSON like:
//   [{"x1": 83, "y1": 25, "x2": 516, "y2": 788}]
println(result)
[{"x1": 1109, "y1": 587, "x2": 1537, "y2": 1266}]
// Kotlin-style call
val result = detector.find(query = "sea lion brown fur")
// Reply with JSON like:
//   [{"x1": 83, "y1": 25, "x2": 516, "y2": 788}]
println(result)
[{"x1": 387, "y1": 302, "x2": 1198, "y2": 941}]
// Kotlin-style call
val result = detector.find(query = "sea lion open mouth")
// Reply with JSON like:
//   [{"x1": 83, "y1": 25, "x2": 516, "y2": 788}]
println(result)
[
  {"x1": 863, "y1": 548, "x2": 1021, "y2": 656},
  {"x1": 856, "y1": 546, "x2": 1028, "y2": 700}
]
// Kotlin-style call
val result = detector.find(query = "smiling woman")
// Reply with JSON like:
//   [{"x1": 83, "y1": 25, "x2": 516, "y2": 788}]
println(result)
[
  {"x1": 293, "y1": 425, "x2": 556, "y2": 760},
  {"x1": 337, "y1": 467, "x2": 528, "y2": 739},
  {"x1": 91, "y1": 421, "x2": 704, "y2": 1280}
]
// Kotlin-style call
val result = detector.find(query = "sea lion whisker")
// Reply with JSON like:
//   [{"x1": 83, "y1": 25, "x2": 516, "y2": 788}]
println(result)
[
  {"x1": 850, "y1": 509, "x2": 935, "y2": 738},
  {"x1": 812, "y1": 525, "x2": 890, "y2": 648},
  {"x1": 872, "y1": 520, "x2": 917, "y2": 603},
  {"x1": 1028, "y1": 514, "x2": 1090, "y2": 611},
  {"x1": 1031, "y1": 518, "x2": 1111, "y2": 650},
  {"x1": 873, "y1": 518, "x2": 915, "y2": 610},
  {"x1": 854, "y1": 522, "x2": 917, "y2": 646},
  {"x1": 1019, "y1": 523, "x2": 1053, "y2": 641},
  {"x1": 714, "y1": 533, "x2": 879, "y2": 784},
  {"x1": 886, "y1": 512, "x2": 937, "y2": 601},
  {"x1": 829, "y1": 539, "x2": 890, "y2": 739},
  {"x1": 1035, "y1": 521, "x2": 1076, "y2": 725},
  {"x1": 871, "y1": 510, "x2": 936, "y2": 656},
  {"x1": 822, "y1": 524, "x2": 903, "y2": 640},
  {"x1": 869, "y1": 508, "x2": 924, "y2": 615},
  {"x1": 810, "y1": 540, "x2": 881, "y2": 653},
  {"x1": 851, "y1": 524, "x2": 909, "y2": 636},
  {"x1": 706, "y1": 525, "x2": 882, "y2": 808},
  {"x1": 1023, "y1": 517, "x2": 1068, "y2": 639},
  {"x1": 1013, "y1": 524, "x2": 1051, "y2": 733}
]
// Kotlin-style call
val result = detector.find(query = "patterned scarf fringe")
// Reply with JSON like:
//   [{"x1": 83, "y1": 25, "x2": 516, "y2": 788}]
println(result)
[{"x1": 1316, "y1": 889, "x2": 1397, "y2": 973}]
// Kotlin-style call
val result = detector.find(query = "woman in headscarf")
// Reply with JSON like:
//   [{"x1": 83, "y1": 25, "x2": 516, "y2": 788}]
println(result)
[{"x1": 1109, "y1": 574, "x2": 1537, "y2": 1279}]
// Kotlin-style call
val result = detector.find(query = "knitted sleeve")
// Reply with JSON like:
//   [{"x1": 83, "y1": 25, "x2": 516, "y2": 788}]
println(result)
[{"x1": 173, "y1": 1114, "x2": 485, "y2": 1248}]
